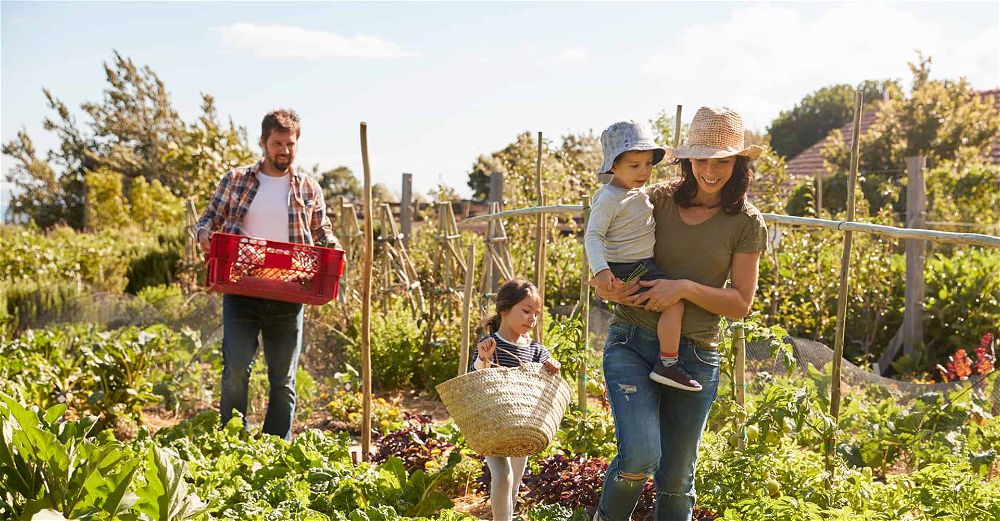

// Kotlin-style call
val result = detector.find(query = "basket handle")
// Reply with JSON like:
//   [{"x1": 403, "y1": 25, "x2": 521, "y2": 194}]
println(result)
[{"x1": 488, "y1": 343, "x2": 528, "y2": 367}]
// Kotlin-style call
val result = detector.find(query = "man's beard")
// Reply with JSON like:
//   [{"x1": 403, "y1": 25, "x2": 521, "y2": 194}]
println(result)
[{"x1": 268, "y1": 154, "x2": 293, "y2": 171}]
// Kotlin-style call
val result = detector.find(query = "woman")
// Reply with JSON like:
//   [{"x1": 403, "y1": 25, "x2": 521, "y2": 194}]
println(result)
[{"x1": 593, "y1": 107, "x2": 768, "y2": 521}]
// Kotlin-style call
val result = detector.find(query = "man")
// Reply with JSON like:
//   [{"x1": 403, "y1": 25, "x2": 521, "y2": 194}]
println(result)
[{"x1": 196, "y1": 109, "x2": 338, "y2": 440}]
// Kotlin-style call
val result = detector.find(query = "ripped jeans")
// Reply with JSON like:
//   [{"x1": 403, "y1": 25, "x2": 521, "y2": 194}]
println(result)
[{"x1": 597, "y1": 322, "x2": 720, "y2": 521}]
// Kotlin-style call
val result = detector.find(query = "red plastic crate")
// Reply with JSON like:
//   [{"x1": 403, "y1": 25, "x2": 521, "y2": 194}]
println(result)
[{"x1": 205, "y1": 232, "x2": 345, "y2": 305}]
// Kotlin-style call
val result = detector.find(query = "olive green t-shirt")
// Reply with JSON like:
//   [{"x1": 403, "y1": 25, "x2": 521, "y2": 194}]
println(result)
[{"x1": 611, "y1": 188, "x2": 768, "y2": 349}]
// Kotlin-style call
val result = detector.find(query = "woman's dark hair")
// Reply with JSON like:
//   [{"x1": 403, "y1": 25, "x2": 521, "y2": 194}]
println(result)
[
  {"x1": 669, "y1": 156, "x2": 753, "y2": 215},
  {"x1": 477, "y1": 278, "x2": 541, "y2": 336}
]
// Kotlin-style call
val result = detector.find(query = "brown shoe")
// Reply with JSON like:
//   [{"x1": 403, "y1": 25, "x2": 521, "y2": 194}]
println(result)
[{"x1": 649, "y1": 361, "x2": 702, "y2": 391}]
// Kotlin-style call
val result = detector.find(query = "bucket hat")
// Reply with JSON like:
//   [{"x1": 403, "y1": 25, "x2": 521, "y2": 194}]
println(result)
[
  {"x1": 598, "y1": 120, "x2": 666, "y2": 175},
  {"x1": 669, "y1": 107, "x2": 763, "y2": 160}
]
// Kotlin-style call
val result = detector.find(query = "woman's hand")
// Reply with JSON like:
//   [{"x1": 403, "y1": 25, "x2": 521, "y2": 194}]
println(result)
[
  {"x1": 476, "y1": 337, "x2": 497, "y2": 364},
  {"x1": 543, "y1": 358, "x2": 561, "y2": 375},
  {"x1": 624, "y1": 279, "x2": 690, "y2": 312}
]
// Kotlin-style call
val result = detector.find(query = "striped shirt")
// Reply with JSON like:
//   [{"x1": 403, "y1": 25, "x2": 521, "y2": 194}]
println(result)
[
  {"x1": 469, "y1": 332, "x2": 551, "y2": 372},
  {"x1": 196, "y1": 160, "x2": 339, "y2": 248}
]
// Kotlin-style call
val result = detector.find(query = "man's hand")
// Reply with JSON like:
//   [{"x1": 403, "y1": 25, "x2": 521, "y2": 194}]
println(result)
[
  {"x1": 476, "y1": 336, "x2": 497, "y2": 364},
  {"x1": 198, "y1": 229, "x2": 212, "y2": 255},
  {"x1": 543, "y1": 358, "x2": 561, "y2": 375},
  {"x1": 587, "y1": 269, "x2": 622, "y2": 293}
]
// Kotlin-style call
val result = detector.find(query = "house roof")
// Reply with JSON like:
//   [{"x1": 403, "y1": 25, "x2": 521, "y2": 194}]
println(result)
[{"x1": 785, "y1": 90, "x2": 1000, "y2": 178}]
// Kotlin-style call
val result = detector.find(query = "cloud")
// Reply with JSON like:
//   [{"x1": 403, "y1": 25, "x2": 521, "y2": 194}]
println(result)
[
  {"x1": 216, "y1": 23, "x2": 417, "y2": 59},
  {"x1": 639, "y1": 3, "x2": 999, "y2": 129},
  {"x1": 552, "y1": 45, "x2": 592, "y2": 65}
]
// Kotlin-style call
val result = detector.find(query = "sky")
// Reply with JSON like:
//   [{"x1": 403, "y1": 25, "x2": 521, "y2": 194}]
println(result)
[{"x1": 2, "y1": 1, "x2": 998, "y2": 217}]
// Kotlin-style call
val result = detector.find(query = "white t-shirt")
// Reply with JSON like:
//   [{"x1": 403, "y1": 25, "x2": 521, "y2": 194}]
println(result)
[{"x1": 243, "y1": 173, "x2": 290, "y2": 242}]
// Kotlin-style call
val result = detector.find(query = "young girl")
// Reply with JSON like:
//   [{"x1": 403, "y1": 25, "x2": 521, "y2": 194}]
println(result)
[
  {"x1": 469, "y1": 278, "x2": 561, "y2": 521},
  {"x1": 585, "y1": 120, "x2": 701, "y2": 392}
]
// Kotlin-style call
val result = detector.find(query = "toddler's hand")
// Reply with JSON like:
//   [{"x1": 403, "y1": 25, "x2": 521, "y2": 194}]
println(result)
[
  {"x1": 543, "y1": 358, "x2": 561, "y2": 375},
  {"x1": 587, "y1": 269, "x2": 619, "y2": 293},
  {"x1": 477, "y1": 337, "x2": 497, "y2": 364}
]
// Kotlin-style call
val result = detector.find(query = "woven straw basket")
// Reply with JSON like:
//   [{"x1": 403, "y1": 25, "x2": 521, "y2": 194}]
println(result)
[{"x1": 436, "y1": 354, "x2": 571, "y2": 457}]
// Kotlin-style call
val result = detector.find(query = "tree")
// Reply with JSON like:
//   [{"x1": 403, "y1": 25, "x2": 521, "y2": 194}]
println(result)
[
  {"x1": 768, "y1": 81, "x2": 890, "y2": 159},
  {"x1": 4, "y1": 53, "x2": 254, "y2": 229},
  {"x1": 466, "y1": 131, "x2": 605, "y2": 207},
  {"x1": 315, "y1": 165, "x2": 362, "y2": 204},
  {"x1": 161, "y1": 94, "x2": 255, "y2": 203},
  {"x1": 821, "y1": 55, "x2": 1000, "y2": 216},
  {"x1": 3, "y1": 130, "x2": 84, "y2": 228}
]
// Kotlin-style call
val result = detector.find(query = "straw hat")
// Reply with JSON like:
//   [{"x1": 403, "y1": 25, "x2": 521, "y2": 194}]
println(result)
[{"x1": 669, "y1": 107, "x2": 763, "y2": 160}]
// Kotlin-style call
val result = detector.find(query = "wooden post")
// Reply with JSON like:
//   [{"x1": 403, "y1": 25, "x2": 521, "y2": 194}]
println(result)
[
  {"x1": 828, "y1": 91, "x2": 863, "y2": 475},
  {"x1": 534, "y1": 132, "x2": 546, "y2": 343},
  {"x1": 815, "y1": 173, "x2": 823, "y2": 217},
  {"x1": 459, "y1": 244, "x2": 476, "y2": 376},
  {"x1": 673, "y1": 105, "x2": 683, "y2": 147},
  {"x1": 359, "y1": 122, "x2": 374, "y2": 462},
  {"x1": 401, "y1": 173, "x2": 413, "y2": 247},
  {"x1": 903, "y1": 156, "x2": 926, "y2": 356},
  {"x1": 489, "y1": 171, "x2": 504, "y2": 207},
  {"x1": 733, "y1": 323, "x2": 746, "y2": 450},
  {"x1": 578, "y1": 195, "x2": 591, "y2": 411}
]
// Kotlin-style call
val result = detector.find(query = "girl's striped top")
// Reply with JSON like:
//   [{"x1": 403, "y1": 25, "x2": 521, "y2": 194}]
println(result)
[{"x1": 468, "y1": 332, "x2": 551, "y2": 372}]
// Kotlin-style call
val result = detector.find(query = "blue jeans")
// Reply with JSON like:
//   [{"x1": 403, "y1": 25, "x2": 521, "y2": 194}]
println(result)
[
  {"x1": 597, "y1": 322, "x2": 720, "y2": 521},
  {"x1": 220, "y1": 294, "x2": 304, "y2": 440}
]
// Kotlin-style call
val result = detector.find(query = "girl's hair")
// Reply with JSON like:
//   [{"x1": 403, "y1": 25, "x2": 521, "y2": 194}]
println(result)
[
  {"x1": 477, "y1": 278, "x2": 542, "y2": 336},
  {"x1": 668, "y1": 156, "x2": 754, "y2": 215}
]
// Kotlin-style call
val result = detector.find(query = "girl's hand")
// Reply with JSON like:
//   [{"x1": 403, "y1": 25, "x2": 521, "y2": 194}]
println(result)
[
  {"x1": 624, "y1": 279, "x2": 690, "y2": 311},
  {"x1": 477, "y1": 337, "x2": 497, "y2": 363},
  {"x1": 543, "y1": 358, "x2": 561, "y2": 375}
]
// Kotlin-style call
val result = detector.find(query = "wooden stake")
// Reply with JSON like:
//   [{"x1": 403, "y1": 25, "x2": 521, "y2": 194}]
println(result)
[
  {"x1": 359, "y1": 122, "x2": 374, "y2": 462},
  {"x1": 733, "y1": 323, "x2": 746, "y2": 450},
  {"x1": 459, "y1": 243, "x2": 475, "y2": 376},
  {"x1": 534, "y1": 132, "x2": 546, "y2": 343},
  {"x1": 401, "y1": 173, "x2": 413, "y2": 247},
  {"x1": 673, "y1": 105, "x2": 683, "y2": 147},
  {"x1": 828, "y1": 91, "x2": 863, "y2": 475},
  {"x1": 578, "y1": 195, "x2": 591, "y2": 411}
]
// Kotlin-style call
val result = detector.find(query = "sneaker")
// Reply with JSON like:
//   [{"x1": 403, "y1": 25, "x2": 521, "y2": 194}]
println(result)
[{"x1": 649, "y1": 360, "x2": 702, "y2": 391}]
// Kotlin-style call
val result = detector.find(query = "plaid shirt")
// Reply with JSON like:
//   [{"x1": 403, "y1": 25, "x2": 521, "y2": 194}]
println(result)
[{"x1": 196, "y1": 160, "x2": 339, "y2": 248}]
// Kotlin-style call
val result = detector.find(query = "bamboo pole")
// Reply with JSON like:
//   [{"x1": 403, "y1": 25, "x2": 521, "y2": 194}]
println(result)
[
  {"x1": 760, "y1": 214, "x2": 999, "y2": 247},
  {"x1": 459, "y1": 243, "x2": 475, "y2": 376},
  {"x1": 828, "y1": 91, "x2": 863, "y2": 474},
  {"x1": 460, "y1": 205, "x2": 585, "y2": 224},
  {"x1": 578, "y1": 195, "x2": 591, "y2": 411},
  {"x1": 462, "y1": 204, "x2": 1000, "y2": 248},
  {"x1": 673, "y1": 105, "x2": 683, "y2": 147},
  {"x1": 733, "y1": 323, "x2": 746, "y2": 450},
  {"x1": 534, "y1": 132, "x2": 546, "y2": 343},
  {"x1": 463, "y1": 206, "x2": 1000, "y2": 247},
  {"x1": 359, "y1": 122, "x2": 374, "y2": 462}
]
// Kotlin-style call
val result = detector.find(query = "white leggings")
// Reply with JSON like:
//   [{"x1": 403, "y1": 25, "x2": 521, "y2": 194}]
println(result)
[{"x1": 484, "y1": 455, "x2": 528, "y2": 521}]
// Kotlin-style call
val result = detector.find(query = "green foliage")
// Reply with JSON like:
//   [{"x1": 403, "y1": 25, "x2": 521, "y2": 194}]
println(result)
[
  {"x1": 3, "y1": 53, "x2": 253, "y2": 230},
  {"x1": 768, "y1": 81, "x2": 890, "y2": 159},
  {"x1": 699, "y1": 367, "x2": 1000, "y2": 520},
  {"x1": 922, "y1": 248, "x2": 1000, "y2": 366},
  {"x1": 466, "y1": 131, "x2": 601, "y2": 207},
  {"x1": 316, "y1": 165, "x2": 363, "y2": 204},
  {"x1": 924, "y1": 162, "x2": 1000, "y2": 232},
  {"x1": 822, "y1": 56, "x2": 1000, "y2": 215},
  {"x1": 0, "y1": 323, "x2": 202, "y2": 429},
  {"x1": 1, "y1": 225, "x2": 185, "y2": 330}
]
